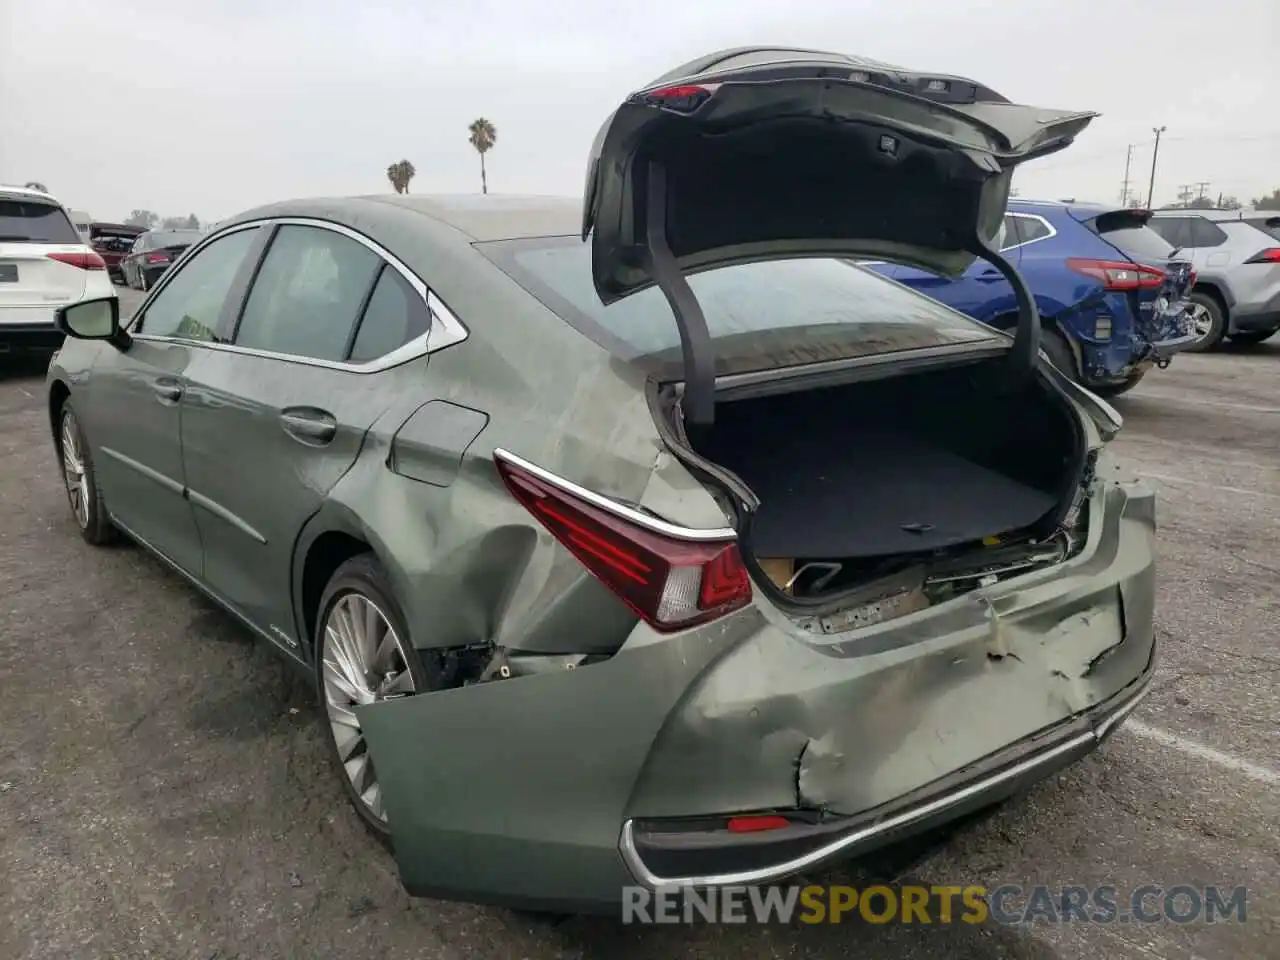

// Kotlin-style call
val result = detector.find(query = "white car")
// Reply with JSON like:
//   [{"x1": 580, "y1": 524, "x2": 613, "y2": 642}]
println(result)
[{"x1": 0, "y1": 186, "x2": 114, "y2": 354}]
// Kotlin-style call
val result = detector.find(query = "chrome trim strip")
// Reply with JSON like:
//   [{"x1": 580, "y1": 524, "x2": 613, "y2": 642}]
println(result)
[
  {"x1": 619, "y1": 674, "x2": 1152, "y2": 889},
  {"x1": 187, "y1": 489, "x2": 267, "y2": 544},
  {"x1": 99, "y1": 446, "x2": 183, "y2": 495},
  {"x1": 127, "y1": 216, "x2": 469, "y2": 372},
  {"x1": 492, "y1": 448, "x2": 737, "y2": 542}
]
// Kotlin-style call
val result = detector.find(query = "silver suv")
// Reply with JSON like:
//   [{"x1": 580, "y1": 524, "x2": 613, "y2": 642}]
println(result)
[{"x1": 1148, "y1": 209, "x2": 1280, "y2": 350}]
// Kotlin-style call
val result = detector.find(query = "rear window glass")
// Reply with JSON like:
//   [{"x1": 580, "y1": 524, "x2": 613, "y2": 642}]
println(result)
[
  {"x1": 1095, "y1": 222, "x2": 1176, "y2": 261},
  {"x1": 1245, "y1": 218, "x2": 1280, "y2": 241},
  {"x1": 147, "y1": 230, "x2": 202, "y2": 247},
  {"x1": 0, "y1": 199, "x2": 80, "y2": 243},
  {"x1": 481, "y1": 238, "x2": 998, "y2": 378}
]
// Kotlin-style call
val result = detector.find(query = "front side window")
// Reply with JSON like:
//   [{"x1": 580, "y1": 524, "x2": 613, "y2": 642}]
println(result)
[
  {"x1": 135, "y1": 228, "x2": 260, "y2": 341},
  {"x1": 233, "y1": 225, "x2": 382, "y2": 362}
]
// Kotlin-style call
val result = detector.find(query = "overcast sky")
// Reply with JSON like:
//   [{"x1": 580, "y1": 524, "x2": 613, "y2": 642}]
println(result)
[{"x1": 2, "y1": 0, "x2": 1276, "y2": 222}]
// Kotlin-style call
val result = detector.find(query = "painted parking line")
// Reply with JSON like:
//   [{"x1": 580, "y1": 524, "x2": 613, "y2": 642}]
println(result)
[{"x1": 1121, "y1": 719, "x2": 1280, "y2": 786}]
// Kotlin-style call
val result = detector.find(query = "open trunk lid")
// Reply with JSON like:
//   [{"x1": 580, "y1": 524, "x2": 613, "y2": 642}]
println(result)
[{"x1": 581, "y1": 47, "x2": 1097, "y2": 426}]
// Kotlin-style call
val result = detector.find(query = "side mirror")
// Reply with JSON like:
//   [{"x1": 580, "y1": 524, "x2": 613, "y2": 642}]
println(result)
[{"x1": 54, "y1": 296, "x2": 130, "y2": 348}]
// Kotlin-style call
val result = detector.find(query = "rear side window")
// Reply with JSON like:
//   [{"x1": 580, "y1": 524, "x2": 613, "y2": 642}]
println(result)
[
  {"x1": 348, "y1": 266, "x2": 431, "y2": 363},
  {"x1": 0, "y1": 199, "x2": 80, "y2": 243},
  {"x1": 234, "y1": 225, "x2": 382, "y2": 362},
  {"x1": 1188, "y1": 218, "x2": 1228, "y2": 247},
  {"x1": 482, "y1": 238, "x2": 997, "y2": 379},
  {"x1": 136, "y1": 228, "x2": 261, "y2": 340}
]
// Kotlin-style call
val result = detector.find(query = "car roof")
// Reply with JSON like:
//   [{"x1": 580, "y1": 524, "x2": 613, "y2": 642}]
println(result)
[
  {"x1": 0, "y1": 184, "x2": 63, "y2": 204},
  {"x1": 1150, "y1": 207, "x2": 1273, "y2": 223},
  {"x1": 224, "y1": 194, "x2": 582, "y2": 242}
]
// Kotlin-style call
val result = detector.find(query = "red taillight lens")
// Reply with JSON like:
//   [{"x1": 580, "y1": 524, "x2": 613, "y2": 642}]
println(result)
[
  {"x1": 641, "y1": 83, "x2": 718, "y2": 112},
  {"x1": 1067, "y1": 258, "x2": 1164, "y2": 291},
  {"x1": 1244, "y1": 248, "x2": 1280, "y2": 265},
  {"x1": 146, "y1": 253, "x2": 170, "y2": 264},
  {"x1": 495, "y1": 454, "x2": 751, "y2": 633},
  {"x1": 46, "y1": 251, "x2": 106, "y2": 270},
  {"x1": 727, "y1": 815, "x2": 791, "y2": 833}
]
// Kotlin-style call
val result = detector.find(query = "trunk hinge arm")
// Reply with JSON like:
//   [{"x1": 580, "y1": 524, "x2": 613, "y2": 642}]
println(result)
[
  {"x1": 968, "y1": 231, "x2": 1041, "y2": 387},
  {"x1": 641, "y1": 162, "x2": 716, "y2": 431}
]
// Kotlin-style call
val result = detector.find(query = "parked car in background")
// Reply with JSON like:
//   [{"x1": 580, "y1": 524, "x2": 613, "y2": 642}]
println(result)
[
  {"x1": 868, "y1": 200, "x2": 1197, "y2": 396},
  {"x1": 88, "y1": 222, "x2": 146, "y2": 285},
  {"x1": 46, "y1": 48, "x2": 1156, "y2": 914},
  {"x1": 0, "y1": 185, "x2": 112, "y2": 353},
  {"x1": 1148, "y1": 209, "x2": 1280, "y2": 349},
  {"x1": 119, "y1": 228, "x2": 203, "y2": 291},
  {"x1": 69, "y1": 209, "x2": 94, "y2": 242}
]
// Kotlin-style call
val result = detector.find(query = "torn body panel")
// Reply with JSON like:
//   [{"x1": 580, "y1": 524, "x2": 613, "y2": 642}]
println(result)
[{"x1": 357, "y1": 464, "x2": 1155, "y2": 910}]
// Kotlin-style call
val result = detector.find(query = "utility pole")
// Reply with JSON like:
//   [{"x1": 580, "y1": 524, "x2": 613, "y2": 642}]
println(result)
[
  {"x1": 1194, "y1": 181, "x2": 1211, "y2": 204},
  {"x1": 1120, "y1": 144, "x2": 1134, "y2": 206},
  {"x1": 1146, "y1": 125, "x2": 1167, "y2": 208},
  {"x1": 1177, "y1": 184, "x2": 1195, "y2": 207}
]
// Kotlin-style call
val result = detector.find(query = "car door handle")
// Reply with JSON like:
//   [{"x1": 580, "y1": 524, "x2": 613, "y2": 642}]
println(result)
[
  {"x1": 976, "y1": 270, "x2": 1005, "y2": 282},
  {"x1": 280, "y1": 409, "x2": 337, "y2": 445},
  {"x1": 152, "y1": 380, "x2": 183, "y2": 402}
]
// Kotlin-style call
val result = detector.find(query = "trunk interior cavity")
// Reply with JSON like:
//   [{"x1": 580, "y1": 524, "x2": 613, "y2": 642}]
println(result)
[{"x1": 679, "y1": 357, "x2": 1086, "y2": 605}]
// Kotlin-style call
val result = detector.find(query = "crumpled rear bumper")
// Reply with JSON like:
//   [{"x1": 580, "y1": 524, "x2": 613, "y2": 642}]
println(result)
[{"x1": 357, "y1": 467, "x2": 1157, "y2": 914}]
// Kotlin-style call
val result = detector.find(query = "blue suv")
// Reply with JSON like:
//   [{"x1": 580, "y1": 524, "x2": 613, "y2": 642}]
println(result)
[{"x1": 867, "y1": 201, "x2": 1198, "y2": 396}]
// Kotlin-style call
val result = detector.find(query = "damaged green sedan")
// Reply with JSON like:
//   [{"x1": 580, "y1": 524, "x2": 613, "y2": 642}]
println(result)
[{"x1": 47, "y1": 47, "x2": 1157, "y2": 913}]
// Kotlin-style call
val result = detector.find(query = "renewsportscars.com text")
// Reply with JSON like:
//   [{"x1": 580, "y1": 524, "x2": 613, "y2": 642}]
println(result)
[{"x1": 621, "y1": 883, "x2": 1248, "y2": 925}]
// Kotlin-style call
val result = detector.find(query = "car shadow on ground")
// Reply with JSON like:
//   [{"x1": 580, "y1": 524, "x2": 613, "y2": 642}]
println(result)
[{"x1": 1214, "y1": 339, "x2": 1280, "y2": 359}]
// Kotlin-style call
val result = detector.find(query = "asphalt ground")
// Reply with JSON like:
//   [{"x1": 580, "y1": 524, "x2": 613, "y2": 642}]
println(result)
[{"x1": 1, "y1": 285, "x2": 1276, "y2": 959}]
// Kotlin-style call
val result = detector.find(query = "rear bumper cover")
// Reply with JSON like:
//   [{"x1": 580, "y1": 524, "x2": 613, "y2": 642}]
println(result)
[
  {"x1": 0, "y1": 319, "x2": 62, "y2": 351},
  {"x1": 622, "y1": 652, "x2": 1152, "y2": 888}
]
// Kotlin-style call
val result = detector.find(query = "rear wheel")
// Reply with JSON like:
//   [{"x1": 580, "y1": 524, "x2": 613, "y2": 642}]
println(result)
[
  {"x1": 1183, "y1": 292, "x2": 1226, "y2": 352},
  {"x1": 315, "y1": 554, "x2": 431, "y2": 846},
  {"x1": 1227, "y1": 329, "x2": 1277, "y2": 346},
  {"x1": 57, "y1": 400, "x2": 117, "y2": 546},
  {"x1": 1091, "y1": 370, "x2": 1145, "y2": 398}
]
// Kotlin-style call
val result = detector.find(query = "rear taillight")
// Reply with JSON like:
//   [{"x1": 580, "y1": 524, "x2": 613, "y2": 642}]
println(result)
[
  {"x1": 726, "y1": 815, "x2": 791, "y2": 833},
  {"x1": 46, "y1": 251, "x2": 105, "y2": 270},
  {"x1": 495, "y1": 452, "x2": 751, "y2": 632},
  {"x1": 1244, "y1": 248, "x2": 1280, "y2": 265},
  {"x1": 640, "y1": 83, "x2": 718, "y2": 112},
  {"x1": 146, "y1": 253, "x2": 170, "y2": 264},
  {"x1": 1067, "y1": 258, "x2": 1164, "y2": 291}
]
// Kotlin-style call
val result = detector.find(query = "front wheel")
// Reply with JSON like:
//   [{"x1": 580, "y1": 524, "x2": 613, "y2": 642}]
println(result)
[
  {"x1": 315, "y1": 554, "x2": 433, "y2": 846},
  {"x1": 1227, "y1": 329, "x2": 1278, "y2": 346},
  {"x1": 57, "y1": 400, "x2": 117, "y2": 545}
]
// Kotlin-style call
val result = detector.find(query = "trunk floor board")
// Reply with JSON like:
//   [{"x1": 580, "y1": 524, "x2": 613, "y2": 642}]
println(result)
[{"x1": 718, "y1": 428, "x2": 1057, "y2": 559}]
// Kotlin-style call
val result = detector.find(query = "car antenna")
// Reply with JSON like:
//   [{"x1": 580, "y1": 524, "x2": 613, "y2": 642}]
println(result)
[
  {"x1": 967, "y1": 227, "x2": 1041, "y2": 387},
  {"x1": 640, "y1": 161, "x2": 716, "y2": 436}
]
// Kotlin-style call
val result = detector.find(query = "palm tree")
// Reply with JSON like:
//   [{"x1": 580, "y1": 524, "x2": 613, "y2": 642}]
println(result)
[
  {"x1": 386, "y1": 159, "x2": 416, "y2": 195},
  {"x1": 467, "y1": 118, "x2": 497, "y2": 194}
]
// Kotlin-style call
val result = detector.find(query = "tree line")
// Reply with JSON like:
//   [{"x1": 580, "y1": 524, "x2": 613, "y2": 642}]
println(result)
[{"x1": 125, "y1": 211, "x2": 201, "y2": 230}]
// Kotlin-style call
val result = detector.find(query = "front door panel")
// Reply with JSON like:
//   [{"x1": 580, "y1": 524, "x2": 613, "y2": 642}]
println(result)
[{"x1": 81, "y1": 340, "x2": 202, "y2": 573}]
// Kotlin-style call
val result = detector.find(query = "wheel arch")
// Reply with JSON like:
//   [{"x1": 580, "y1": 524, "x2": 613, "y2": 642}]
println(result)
[
  {"x1": 989, "y1": 308, "x2": 1081, "y2": 374},
  {"x1": 48, "y1": 379, "x2": 72, "y2": 446},
  {"x1": 1191, "y1": 281, "x2": 1231, "y2": 319}
]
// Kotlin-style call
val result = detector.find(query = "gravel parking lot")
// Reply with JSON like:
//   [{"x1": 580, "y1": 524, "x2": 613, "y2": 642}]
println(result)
[{"x1": 1, "y1": 286, "x2": 1276, "y2": 960}]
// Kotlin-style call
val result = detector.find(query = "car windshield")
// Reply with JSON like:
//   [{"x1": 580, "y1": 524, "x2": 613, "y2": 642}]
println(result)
[
  {"x1": 0, "y1": 199, "x2": 81, "y2": 243},
  {"x1": 483, "y1": 238, "x2": 999, "y2": 379}
]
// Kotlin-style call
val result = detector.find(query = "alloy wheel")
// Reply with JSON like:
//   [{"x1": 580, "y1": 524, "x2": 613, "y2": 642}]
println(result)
[
  {"x1": 1185, "y1": 302, "x2": 1215, "y2": 345},
  {"x1": 60, "y1": 410, "x2": 90, "y2": 530},
  {"x1": 320, "y1": 592, "x2": 416, "y2": 823}
]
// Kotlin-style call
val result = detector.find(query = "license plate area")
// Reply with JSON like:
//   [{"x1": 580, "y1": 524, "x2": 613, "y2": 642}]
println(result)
[{"x1": 0, "y1": 263, "x2": 18, "y2": 283}]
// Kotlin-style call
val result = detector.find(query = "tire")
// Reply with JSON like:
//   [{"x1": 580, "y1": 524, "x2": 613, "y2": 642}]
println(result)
[
  {"x1": 57, "y1": 400, "x2": 117, "y2": 546},
  {"x1": 1183, "y1": 292, "x2": 1226, "y2": 352},
  {"x1": 314, "y1": 553, "x2": 434, "y2": 848},
  {"x1": 1091, "y1": 370, "x2": 1145, "y2": 398},
  {"x1": 1040, "y1": 327, "x2": 1078, "y2": 381},
  {"x1": 139, "y1": 269, "x2": 150, "y2": 293},
  {"x1": 1227, "y1": 329, "x2": 1278, "y2": 346}
]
